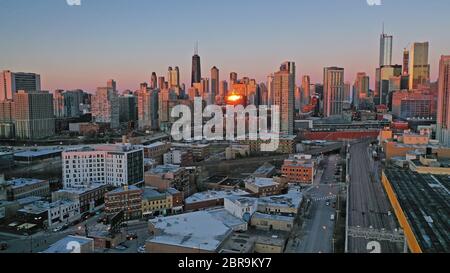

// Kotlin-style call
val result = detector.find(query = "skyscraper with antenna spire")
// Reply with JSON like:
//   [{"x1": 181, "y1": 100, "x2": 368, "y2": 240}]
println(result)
[
  {"x1": 191, "y1": 42, "x2": 201, "y2": 87},
  {"x1": 379, "y1": 23, "x2": 393, "y2": 67}
]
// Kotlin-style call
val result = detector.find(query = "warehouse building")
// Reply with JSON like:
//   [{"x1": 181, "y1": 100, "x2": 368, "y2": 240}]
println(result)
[
  {"x1": 146, "y1": 211, "x2": 233, "y2": 253},
  {"x1": 382, "y1": 168, "x2": 450, "y2": 253}
]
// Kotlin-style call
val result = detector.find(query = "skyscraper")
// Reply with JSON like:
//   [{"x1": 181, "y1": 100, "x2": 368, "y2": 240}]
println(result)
[
  {"x1": 150, "y1": 72, "x2": 158, "y2": 89},
  {"x1": 403, "y1": 48, "x2": 410, "y2": 75},
  {"x1": 230, "y1": 72, "x2": 238, "y2": 84},
  {"x1": 14, "y1": 90, "x2": 55, "y2": 139},
  {"x1": 0, "y1": 70, "x2": 41, "y2": 101},
  {"x1": 344, "y1": 82, "x2": 351, "y2": 102},
  {"x1": 379, "y1": 30, "x2": 393, "y2": 67},
  {"x1": 158, "y1": 77, "x2": 166, "y2": 90},
  {"x1": 267, "y1": 74, "x2": 274, "y2": 106},
  {"x1": 191, "y1": 46, "x2": 201, "y2": 87},
  {"x1": 92, "y1": 83, "x2": 120, "y2": 129},
  {"x1": 375, "y1": 65, "x2": 402, "y2": 105},
  {"x1": 168, "y1": 66, "x2": 180, "y2": 88},
  {"x1": 295, "y1": 86, "x2": 301, "y2": 111},
  {"x1": 211, "y1": 66, "x2": 219, "y2": 104},
  {"x1": 137, "y1": 83, "x2": 159, "y2": 131},
  {"x1": 64, "y1": 90, "x2": 84, "y2": 118},
  {"x1": 323, "y1": 67, "x2": 345, "y2": 117},
  {"x1": 353, "y1": 72, "x2": 370, "y2": 107},
  {"x1": 437, "y1": 55, "x2": 450, "y2": 147},
  {"x1": 409, "y1": 42, "x2": 430, "y2": 90},
  {"x1": 301, "y1": 75, "x2": 311, "y2": 106},
  {"x1": 219, "y1": 80, "x2": 228, "y2": 98},
  {"x1": 53, "y1": 89, "x2": 65, "y2": 118},
  {"x1": 119, "y1": 94, "x2": 138, "y2": 123},
  {"x1": 107, "y1": 79, "x2": 117, "y2": 92},
  {"x1": 273, "y1": 62, "x2": 295, "y2": 135}
]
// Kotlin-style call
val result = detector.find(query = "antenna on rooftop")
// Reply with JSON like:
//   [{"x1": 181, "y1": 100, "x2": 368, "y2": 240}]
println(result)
[{"x1": 194, "y1": 41, "x2": 199, "y2": 55}]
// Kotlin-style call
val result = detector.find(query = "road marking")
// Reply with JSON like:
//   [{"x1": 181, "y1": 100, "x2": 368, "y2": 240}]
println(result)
[{"x1": 312, "y1": 195, "x2": 337, "y2": 202}]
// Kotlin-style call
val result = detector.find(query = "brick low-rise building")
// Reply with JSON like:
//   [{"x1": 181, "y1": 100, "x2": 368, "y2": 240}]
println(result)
[
  {"x1": 0, "y1": 178, "x2": 50, "y2": 201},
  {"x1": 142, "y1": 142, "x2": 172, "y2": 164},
  {"x1": 52, "y1": 183, "x2": 110, "y2": 213},
  {"x1": 142, "y1": 188, "x2": 173, "y2": 217},
  {"x1": 244, "y1": 177, "x2": 281, "y2": 197},
  {"x1": 184, "y1": 189, "x2": 250, "y2": 211},
  {"x1": 145, "y1": 165, "x2": 193, "y2": 197},
  {"x1": 281, "y1": 154, "x2": 316, "y2": 184},
  {"x1": 104, "y1": 185, "x2": 143, "y2": 220}
]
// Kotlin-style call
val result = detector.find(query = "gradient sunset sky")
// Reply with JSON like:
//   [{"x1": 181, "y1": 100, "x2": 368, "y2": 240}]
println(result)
[{"x1": 1, "y1": 0, "x2": 449, "y2": 92}]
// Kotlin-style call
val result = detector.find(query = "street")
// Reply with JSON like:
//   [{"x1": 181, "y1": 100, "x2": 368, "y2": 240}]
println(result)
[
  {"x1": 1, "y1": 210, "x2": 104, "y2": 253},
  {"x1": 287, "y1": 154, "x2": 340, "y2": 253}
]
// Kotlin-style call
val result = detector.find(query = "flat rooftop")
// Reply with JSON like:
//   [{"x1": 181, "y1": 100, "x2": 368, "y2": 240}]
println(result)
[
  {"x1": 390, "y1": 142, "x2": 444, "y2": 149},
  {"x1": 41, "y1": 236, "x2": 93, "y2": 253},
  {"x1": 172, "y1": 142, "x2": 210, "y2": 148},
  {"x1": 141, "y1": 141, "x2": 168, "y2": 149},
  {"x1": 6, "y1": 178, "x2": 47, "y2": 189},
  {"x1": 54, "y1": 183, "x2": 107, "y2": 194},
  {"x1": 14, "y1": 149, "x2": 63, "y2": 158},
  {"x1": 258, "y1": 189, "x2": 303, "y2": 210},
  {"x1": 94, "y1": 144, "x2": 143, "y2": 153},
  {"x1": 283, "y1": 160, "x2": 314, "y2": 168},
  {"x1": 185, "y1": 189, "x2": 249, "y2": 204},
  {"x1": 143, "y1": 188, "x2": 166, "y2": 200},
  {"x1": 147, "y1": 164, "x2": 182, "y2": 174},
  {"x1": 225, "y1": 196, "x2": 258, "y2": 207},
  {"x1": 411, "y1": 159, "x2": 450, "y2": 168},
  {"x1": 107, "y1": 185, "x2": 141, "y2": 194},
  {"x1": 253, "y1": 163, "x2": 276, "y2": 176},
  {"x1": 252, "y1": 212, "x2": 295, "y2": 222},
  {"x1": 207, "y1": 208, "x2": 247, "y2": 230},
  {"x1": 148, "y1": 211, "x2": 232, "y2": 252},
  {"x1": 384, "y1": 168, "x2": 450, "y2": 253},
  {"x1": 246, "y1": 177, "x2": 279, "y2": 188},
  {"x1": 65, "y1": 144, "x2": 143, "y2": 153},
  {"x1": 16, "y1": 196, "x2": 43, "y2": 206}
]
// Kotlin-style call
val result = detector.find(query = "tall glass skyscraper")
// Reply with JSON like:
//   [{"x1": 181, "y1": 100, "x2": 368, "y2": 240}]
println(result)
[
  {"x1": 274, "y1": 62, "x2": 295, "y2": 135},
  {"x1": 191, "y1": 46, "x2": 201, "y2": 87},
  {"x1": 323, "y1": 67, "x2": 345, "y2": 117},
  {"x1": 379, "y1": 32, "x2": 393, "y2": 67},
  {"x1": 409, "y1": 42, "x2": 430, "y2": 90},
  {"x1": 437, "y1": 55, "x2": 450, "y2": 146},
  {"x1": 210, "y1": 66, "x2": 219, "y2": 104}
]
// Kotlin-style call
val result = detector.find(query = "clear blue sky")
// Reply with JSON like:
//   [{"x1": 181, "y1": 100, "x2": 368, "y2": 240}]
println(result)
[{"x1": 1, "y1": 0, "x2": 449, "y2": 92}]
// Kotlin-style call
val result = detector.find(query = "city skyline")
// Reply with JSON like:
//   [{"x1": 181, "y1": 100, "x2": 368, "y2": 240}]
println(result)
[{"x1": 1, "y1": 0, "x2": 450, "y2": 92}]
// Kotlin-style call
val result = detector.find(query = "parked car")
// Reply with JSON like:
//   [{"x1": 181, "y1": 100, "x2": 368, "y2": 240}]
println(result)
[
  {"x1": 0, "y1": 242, "x2": 8, "y2": 251},
  {"x1": 137, "y1": 246, "x2": 146, "y2": 253},
  {"x1": 97, "y1": 217, "x2": 107, "y2": 224},
  {"x1": 53, "y1": 226, "x2": 63, "y2": 232},
  {"x1": 126, "y1": 233, "x2": 138, "y2": 241}
]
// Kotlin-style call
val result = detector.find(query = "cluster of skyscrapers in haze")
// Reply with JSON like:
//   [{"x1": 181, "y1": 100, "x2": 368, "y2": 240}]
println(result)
[{"x1": 0, "y1": 27, "x2": 450, "y2": 147}]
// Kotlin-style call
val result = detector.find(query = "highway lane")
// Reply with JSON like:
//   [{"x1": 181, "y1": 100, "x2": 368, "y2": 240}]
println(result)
[{"x1": 347, "y1": 141, "x2": 402, "y2": 253}]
